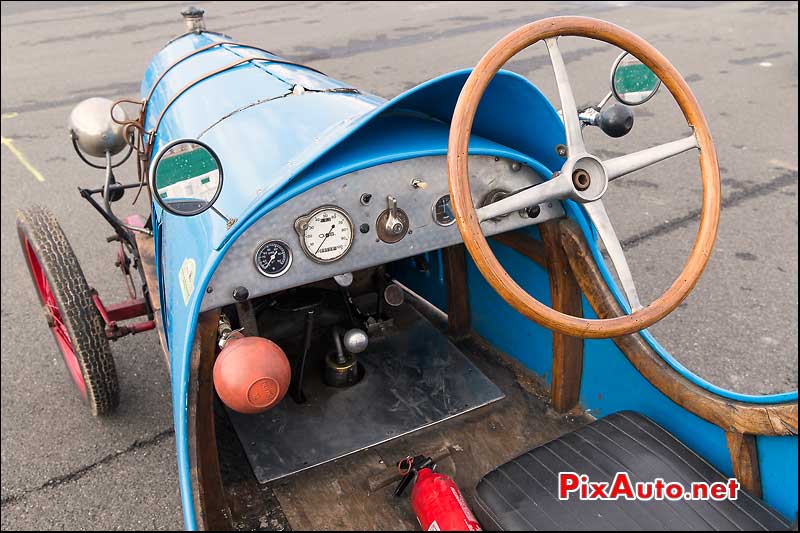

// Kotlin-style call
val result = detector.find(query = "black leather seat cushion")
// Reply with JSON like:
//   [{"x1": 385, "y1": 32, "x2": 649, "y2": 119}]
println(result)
[{"x1": 475, "y1": 411, "x2": 791, "y2": 531}]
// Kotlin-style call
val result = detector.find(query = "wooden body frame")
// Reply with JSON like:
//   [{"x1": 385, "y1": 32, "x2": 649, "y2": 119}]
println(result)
[
  {"x1": 490, "y1": 221, "x2": 797, "y2": 500},
  {"x1": 135, "y1": 211, "x2": 794, "y2": 529}
]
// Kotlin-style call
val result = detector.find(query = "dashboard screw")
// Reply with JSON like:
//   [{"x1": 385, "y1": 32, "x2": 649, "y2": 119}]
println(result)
[
  {"x1": 359, "y1": 223, "x2": 370, "y2": 234},
  {"x1": 556, "y1": 144, "x2": 568, "y2": 157},
  {"x1": 360, "y1": 193, "x2": 372, "y2": 205},
  {"x1": 206, "y1": 286, "x2": 214, "y2": 293}
]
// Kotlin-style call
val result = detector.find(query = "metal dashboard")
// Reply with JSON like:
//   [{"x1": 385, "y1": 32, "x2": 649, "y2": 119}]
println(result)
[{"x1": 201, "y1": 155, "x2": 563, "y2": 311}]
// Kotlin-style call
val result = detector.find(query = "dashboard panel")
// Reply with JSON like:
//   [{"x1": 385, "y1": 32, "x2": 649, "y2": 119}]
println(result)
[{"x1": 201, "y1": 155, "x2": 564, "y2": 311}]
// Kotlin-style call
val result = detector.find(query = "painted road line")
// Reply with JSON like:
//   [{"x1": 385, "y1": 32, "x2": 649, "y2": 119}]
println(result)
[{"x1": 1, "y1": 137, "x2": 46, "y2": 182}]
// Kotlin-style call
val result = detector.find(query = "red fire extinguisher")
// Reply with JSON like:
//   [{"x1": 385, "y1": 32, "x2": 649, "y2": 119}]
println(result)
[{"x1": 395, "y1": 455, "x2": 482, "y2": 531}]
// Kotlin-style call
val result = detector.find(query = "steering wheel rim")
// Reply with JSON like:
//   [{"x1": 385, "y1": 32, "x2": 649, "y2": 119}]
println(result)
[{"x1": 447, "y1": 16, "x2": 721, "y2": 339}]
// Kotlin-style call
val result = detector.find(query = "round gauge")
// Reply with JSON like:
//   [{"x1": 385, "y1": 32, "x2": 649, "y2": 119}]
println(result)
[
  {"x1": 432, "y1": 194, "x2": 456, "y2": 226},
  {"x1": 296, "y1": 206, "x2": 354, "y2": 263},
  {"x1": 254, "y1": 240, "x2": 293, "y2": 277}
]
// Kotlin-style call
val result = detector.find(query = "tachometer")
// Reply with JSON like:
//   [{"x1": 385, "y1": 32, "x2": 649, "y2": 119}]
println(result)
[
  {"x1": 294, "y1": 206, "x2": 354, "y2": 263},
  {"x1": 254, "y1": 240, "x2": 292, "y2": 277}
]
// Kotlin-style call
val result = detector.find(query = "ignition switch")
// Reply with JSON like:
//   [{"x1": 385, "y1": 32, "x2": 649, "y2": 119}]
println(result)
[{"x1": 376, "y1": 195, "x2": 410, "y2": 243}]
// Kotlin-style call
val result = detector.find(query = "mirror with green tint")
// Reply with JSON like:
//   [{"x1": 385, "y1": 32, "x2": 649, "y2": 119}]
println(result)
[
  {"x1": 151, "y1": 140, "x2": 223, "y2": 216},
  {"x1": 611, "y1": 52, "x2": 661, "y2": 106}
]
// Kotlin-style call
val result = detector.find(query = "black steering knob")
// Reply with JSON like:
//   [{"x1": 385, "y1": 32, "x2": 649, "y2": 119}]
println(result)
[{"x1": 598, "y1": 104, "x2": 635, "y2": 138}]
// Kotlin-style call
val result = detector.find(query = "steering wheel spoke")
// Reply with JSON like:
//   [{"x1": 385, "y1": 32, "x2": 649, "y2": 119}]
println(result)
[
  {"x1": 447, "y1": 17, "x2": 720, "y2": 338},
  {"x1": 545, "y1": 37, "x2": 586, "y2": 156},
  {"x1": 582, "y1": 200, "x2": 642, "y2": 311},
  {"x1": 605, "y1": 134, "x2": 698, "y2": 181},
  {"x1": 476, "y1": 172, "x2": 572, "y2": 222}
]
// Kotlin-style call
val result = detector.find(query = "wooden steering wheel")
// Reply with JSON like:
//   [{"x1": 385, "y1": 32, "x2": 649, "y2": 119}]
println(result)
[{"x1": 447, "y1": 16, "x2": 721, "y2": 339}]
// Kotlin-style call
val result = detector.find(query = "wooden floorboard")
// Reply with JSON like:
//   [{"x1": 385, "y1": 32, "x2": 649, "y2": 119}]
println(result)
[{"x1": 254, "y1": 298, "x2": 591, "y2": 531}]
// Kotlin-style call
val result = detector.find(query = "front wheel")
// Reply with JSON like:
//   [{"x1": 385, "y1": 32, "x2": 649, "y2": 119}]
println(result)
[{"x1": 17, "y1": 205, "x2": 119, "y2": 416}]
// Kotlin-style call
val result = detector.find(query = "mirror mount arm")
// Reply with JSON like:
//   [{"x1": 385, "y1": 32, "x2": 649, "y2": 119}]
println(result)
[
  {"x1": 578, "y1": 106, "x2": 601, "y2": 128},
  {"x1": 209, "y1": 205, "x2": 237, "y2": 230},
  {"x1": 577, "y1": 90, "x2": 615, "y2": 127},
  {"x1": 596, "y1": 91, "x2": 614, "y2": 111}
]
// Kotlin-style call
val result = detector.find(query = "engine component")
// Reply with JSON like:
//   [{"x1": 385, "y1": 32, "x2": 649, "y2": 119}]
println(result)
[
  {"x1": 376, "y1": 195, "x2": 410, "y2": 243},
  {"x1": 324, "y1": 327, "x2": 364, "y2": 387},
  {"x1": 213, "y1": 318, "x2": 291, "y2": 414},
  {"x1": 343, "y1": 328, "x2": 369, "y2": 354}
]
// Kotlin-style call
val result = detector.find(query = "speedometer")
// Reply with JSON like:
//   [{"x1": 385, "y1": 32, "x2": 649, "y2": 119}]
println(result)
[{"x1": 294, "y1": 206, "x2": 354, "y2": 263}]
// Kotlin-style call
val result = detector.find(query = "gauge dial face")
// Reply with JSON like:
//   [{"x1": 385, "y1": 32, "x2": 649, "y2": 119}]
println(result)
[
  {"x1": 432, "y1": 194, "x2": 456, "y2": 226},
  {"x1": 254, "y1": 240, "x2": 292, "y2": 277},
  {"x1": 297, "y1": 206, "x2": 354, "y2": 263}
]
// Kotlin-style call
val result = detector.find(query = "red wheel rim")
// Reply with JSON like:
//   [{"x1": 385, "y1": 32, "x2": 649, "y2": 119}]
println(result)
[{"x1": 23, "y1": 239, "x2": 87, "y2": 398}]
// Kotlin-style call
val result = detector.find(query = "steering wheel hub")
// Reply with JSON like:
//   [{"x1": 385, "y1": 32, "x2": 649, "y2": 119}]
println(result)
[
  {"x1": 447, "y1": 16, "x2": 721, "y2": 338},
  {"x1": 566, "y1": 154, "x2": 607, "y2": 202}
]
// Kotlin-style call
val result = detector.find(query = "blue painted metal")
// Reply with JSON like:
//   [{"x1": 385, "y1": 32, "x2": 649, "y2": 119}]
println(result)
[
  {"x1": 141, "y1": 32, "x2": 797, "y2": 529},
  {"x1": 757, "y1": 435, "x2": 799, "y2": 519}
]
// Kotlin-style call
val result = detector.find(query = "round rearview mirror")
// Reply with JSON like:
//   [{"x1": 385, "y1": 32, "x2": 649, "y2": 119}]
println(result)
[
  {"x1": 610, "y1": 52, "x2": 661, "y2": 106},
  {"x1": 151, "y1": 139, "x2": 223, "y2": 217}
]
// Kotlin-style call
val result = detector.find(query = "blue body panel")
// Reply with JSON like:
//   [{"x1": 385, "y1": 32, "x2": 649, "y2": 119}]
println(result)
[{"x1": 141, "y1": 33, "x2": 797, "y2": 529}]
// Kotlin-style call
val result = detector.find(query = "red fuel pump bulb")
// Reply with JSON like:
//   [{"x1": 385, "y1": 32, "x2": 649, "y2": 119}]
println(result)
[{"x1": 395, "y1": 456, "x2": 482, "y2": 531}]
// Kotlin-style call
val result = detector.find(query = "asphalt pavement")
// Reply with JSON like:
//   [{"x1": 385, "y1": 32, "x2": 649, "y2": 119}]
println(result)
[{"x1": 1, "y1": 1, "x2": 797, "y2": 530}]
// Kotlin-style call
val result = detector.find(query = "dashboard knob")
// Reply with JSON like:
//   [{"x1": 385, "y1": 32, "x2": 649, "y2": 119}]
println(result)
[
  {"x1": 385, "y1": 196, "x2": 404, "y2": 235},
  {"x1": 376, "y1": 196, "x2": 410, "y2": 243},
  {"x1": 343, "y1": 329, "x2": 369, "y2": 354}
]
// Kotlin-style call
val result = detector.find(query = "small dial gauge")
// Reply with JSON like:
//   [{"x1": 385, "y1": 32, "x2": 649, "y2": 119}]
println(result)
[
  {"x1": 254, "y1": 240, "x2": 293, "y2": 277},
  {"x1": 295, "y1": 206, "x2": 354, "y2": 263},
  {"x1": 432, "y1": 194, "x2": 456, "y2": 226}
]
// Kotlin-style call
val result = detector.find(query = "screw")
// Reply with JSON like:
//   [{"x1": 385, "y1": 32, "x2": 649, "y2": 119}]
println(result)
[
  {"x1": 360, "y1": 193, "x2": 372, "y2": 205},
  {"x1": 206, "y1": 286, "x2": 214, "y2": 294},
  {"x1": 510, "y1": 161, "x2": 522, "y2": 172},
  {"x1": 359, "y1": 223, "x2": 370, "y2": 234},
  {"x1": 556, "y1": 144, "x2": 568, "y2": 157},
  {"x1": 525, "y1": 205, "x2": 541, "y2": 218}
]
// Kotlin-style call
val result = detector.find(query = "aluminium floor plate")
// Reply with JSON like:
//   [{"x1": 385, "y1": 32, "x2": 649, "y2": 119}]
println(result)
[{"x1": 226, "y1": 304, "x2": 505, "y2": 484}]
